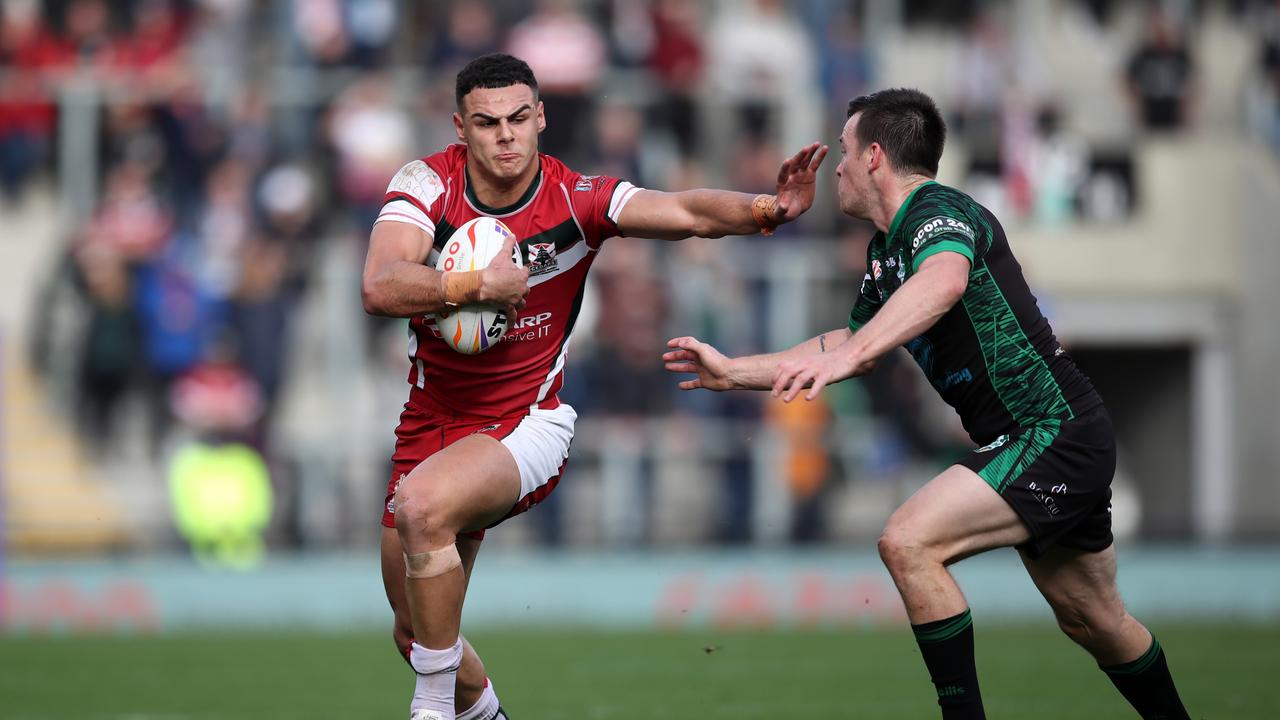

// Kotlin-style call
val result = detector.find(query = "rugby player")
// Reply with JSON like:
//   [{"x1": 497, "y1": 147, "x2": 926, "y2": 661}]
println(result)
[
  {"x1": 663, "y1": 88, "x2": 1190, "y2": 720},
  {"x1": 361, "y1": 53, "x2": 827, "y2": 720}
]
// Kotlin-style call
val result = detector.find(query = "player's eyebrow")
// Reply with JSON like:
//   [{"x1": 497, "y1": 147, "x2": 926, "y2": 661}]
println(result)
[{"x1": 471, "y1": 105, "x2": 533, "y2": 122}]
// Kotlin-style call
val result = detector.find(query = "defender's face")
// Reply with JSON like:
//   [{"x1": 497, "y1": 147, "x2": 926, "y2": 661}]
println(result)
[
  {"x1": 455, "y1": 84, "x2": 545, "y2": 183},
  {"x1": 836, "y1": 114, "x2": 872, "y2": 219}
]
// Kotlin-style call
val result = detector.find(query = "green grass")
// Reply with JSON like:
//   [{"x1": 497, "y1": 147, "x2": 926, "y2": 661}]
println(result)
[{"x1": 0, "y1": 624, "x2": 1273, "y2": 719}]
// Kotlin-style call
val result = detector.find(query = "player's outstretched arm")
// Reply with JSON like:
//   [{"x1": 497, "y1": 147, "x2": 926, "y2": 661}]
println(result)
[
  {"x1": 772, "y1": 252, "x2": 971, "y2": 401},
  {"x1": 616, "y1": 142, "x2": 828, "y2": 240},
  {"x1": 361, "y1": 222, "x2": 529, "y2": 318},
  {"x1": 663, "y1": 328, "x2": 852, "y2": 392}
]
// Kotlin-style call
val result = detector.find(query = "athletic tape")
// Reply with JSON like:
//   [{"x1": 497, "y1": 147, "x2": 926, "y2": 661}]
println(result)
[{"x1": 405, "y1": 544, "x2": 462, "y2": 579}]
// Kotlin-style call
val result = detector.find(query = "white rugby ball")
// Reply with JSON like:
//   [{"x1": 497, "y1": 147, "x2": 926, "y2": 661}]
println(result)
[{"x1": 433, "y1": 217, "x2": 523, "y2": 355}]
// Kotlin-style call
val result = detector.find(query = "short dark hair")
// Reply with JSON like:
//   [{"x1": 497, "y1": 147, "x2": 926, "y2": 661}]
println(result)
[
  {"x1": 455, "y1": 53, "x2": 539, "y2": 107},
  {"x1": 846, "y1": 88, "x2": 946, "y2": 177}
]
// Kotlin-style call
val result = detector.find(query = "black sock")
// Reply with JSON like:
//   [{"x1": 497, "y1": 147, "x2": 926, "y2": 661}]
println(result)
[
  {"x1": 911, "y1": 608, "x2": 985, "y2": 720},
  {"x1": 1101, "y1": 637, "x2": 1191, "y2": 720}
]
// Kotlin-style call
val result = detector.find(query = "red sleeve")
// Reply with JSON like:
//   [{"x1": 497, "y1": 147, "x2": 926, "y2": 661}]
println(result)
[
  {"x1": 566, "y1": 174, "x2": 642, "y2": 249},
  {"x1": 376, "y1": 156, "x2": 450, "y2": 235}
]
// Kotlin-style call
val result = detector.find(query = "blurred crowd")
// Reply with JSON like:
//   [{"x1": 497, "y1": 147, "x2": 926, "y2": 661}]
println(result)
[{"x1": 3, "y1": 0, "x2": 1278, "y2": 549}]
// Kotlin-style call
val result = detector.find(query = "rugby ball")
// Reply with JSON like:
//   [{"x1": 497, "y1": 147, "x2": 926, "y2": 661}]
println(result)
[{"x1": 433, "y1": 217, "x2": 523, "y2": 354}]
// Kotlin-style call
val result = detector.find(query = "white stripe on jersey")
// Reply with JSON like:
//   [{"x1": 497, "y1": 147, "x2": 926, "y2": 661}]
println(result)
[
  {"x1": 378, "y1": 160, "x2": 446, "y2": 234},
  {"x1": 407, "y1": 325, "x2": 425, "y2": 389},
  {"x1": 558, "y1": 183, "x2": 587, "y2": 245},
  {"x1": 375, "y1": 207, "x2": 434, "y2": 235},
  {"x1": 531, "y1": 335, "x2": 572, "y2": 410},
  {"x1": 607, "y1": 181, "x2": 640, "y2": 224}
]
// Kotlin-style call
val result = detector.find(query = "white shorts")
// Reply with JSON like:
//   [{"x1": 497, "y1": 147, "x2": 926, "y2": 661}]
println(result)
[{"x1": 383, "y1": 401, "x2": 577, "y2": 533}]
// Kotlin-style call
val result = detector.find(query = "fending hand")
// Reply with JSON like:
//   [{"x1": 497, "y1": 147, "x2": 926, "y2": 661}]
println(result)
[{"x1": 772, "y1": 142, "x2": 829, "y2": 224}]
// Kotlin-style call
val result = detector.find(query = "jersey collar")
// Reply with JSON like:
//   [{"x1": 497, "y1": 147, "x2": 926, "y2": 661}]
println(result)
[
  {"x1": 464, "y1": 159, "x2": 543, "y2": 217},
  {"x1": 886, "y1": 179, "x2": 938, "y2": 238}
]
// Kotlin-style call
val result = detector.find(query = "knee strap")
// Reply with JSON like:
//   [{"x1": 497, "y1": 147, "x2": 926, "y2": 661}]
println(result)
[{"x1": 404, "y1": 543, "x2": 462, "y2": 579}]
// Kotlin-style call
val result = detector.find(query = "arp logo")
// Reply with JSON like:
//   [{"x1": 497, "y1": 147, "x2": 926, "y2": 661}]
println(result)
[
  {"x1": 504, "y1": 312, "x2": 554, "y2": 341},
  {"x1": 511, "y1": 312, "x2": 552, "y2": 330}
]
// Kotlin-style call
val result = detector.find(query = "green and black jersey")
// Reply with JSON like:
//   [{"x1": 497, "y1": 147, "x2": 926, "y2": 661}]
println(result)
[{"x1": 848, "y1": 181, "x2": 1101, "y2": 445}]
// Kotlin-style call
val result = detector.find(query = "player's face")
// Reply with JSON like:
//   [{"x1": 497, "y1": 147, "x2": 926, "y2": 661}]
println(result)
[
  {"x1": 835, "y1": 114, "x2": 873, "y2": 219},
  {"x1": 455, "y1": 84, "x2": 546, "y2": 185}
]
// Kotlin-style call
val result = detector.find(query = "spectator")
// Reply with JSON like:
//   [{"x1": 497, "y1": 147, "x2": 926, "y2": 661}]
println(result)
[
  {"x1": 114, "y1": 0, "x2": 186, "y2": 75},
  {"x1": 506, "y1": 0, "x2": 606, "y2": 163},
  {"x1": 822, "y1": 6, "x2": 874, "y2": 117},
  {"x1": 61, "y1": 0, "x2": 116, "y2": 70},
  {"x1": 72, "y1": 240, "x2": 138, "y2": 454},
  {"x1": 949, "y1": 9, "x2": 1013, "y2": 154},
  {"x1": 195, "y1": 157, "x2": 255, "y2": 302},
  {"x1": 229, "y1": 238, "x2": 296, "y2": 431},
  {"x1": 589, "y1": 99, "x2": 644, "y2": 186},
  {"x1": 324, "y1": 73, "x2": 413, "y2": 232},
  {"x1": 428, "y1": 0, "x2": 500, "y2": 74},
  {"x1": 0, "y1": 0, "x2": 69, "y2": 200},
  {"x1": 343, "y1": 0, "x2": 398, "y2": 68},
  {"x1": 1125, "y1": 6, "x2": 1196, "y2": 132},
  {"x1": 645, "y1": 0, "x2": 704, "y2": 156},
  {"x1": 286, "y1": 0, "x2": 351, "y2": 67},
  {"x1": 706, "y1": 0, "x2": 819, "y2": 151}
]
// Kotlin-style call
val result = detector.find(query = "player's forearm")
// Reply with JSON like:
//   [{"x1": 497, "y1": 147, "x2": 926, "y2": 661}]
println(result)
[
  {"x1": 727, "y1": 329, "x2": 848, "y2": 390},
  {"x1": 362, "y1": 261, "x2": 450, "y2": 317},
  {"x1": 676, "y1": 189, "x2": 777, "y2": 238},
  {"x1": 843, "y1": 267, "x2": 965, "y2": 371}
]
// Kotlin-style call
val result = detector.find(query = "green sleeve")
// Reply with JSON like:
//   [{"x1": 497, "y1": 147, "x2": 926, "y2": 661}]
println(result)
[
  {"x1": 848, "y1": 272, "x2": 882, "y2": 331},
  {"x1": 904, "y1": 202, "x2": 980, "y2": 272}
]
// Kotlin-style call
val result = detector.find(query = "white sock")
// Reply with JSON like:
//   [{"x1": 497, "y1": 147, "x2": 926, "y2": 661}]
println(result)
[
  {"x1": 409, "y1": 639, "x2": 463, "y2": 719},
  {"x1": 457, "y1": 678, "x2": 503, "y2": 720}
]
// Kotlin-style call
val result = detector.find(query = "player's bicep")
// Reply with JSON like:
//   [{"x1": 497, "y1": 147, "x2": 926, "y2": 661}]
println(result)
[
  {"x1": 614, "y1": 189, "x2": 698, "y2": 241},
  {"x1": 363, "y1": 220, "x2": 435, "y2": 284},
  {"x1": 910, "y1": 251, "x2": 971, "y2": 301}
]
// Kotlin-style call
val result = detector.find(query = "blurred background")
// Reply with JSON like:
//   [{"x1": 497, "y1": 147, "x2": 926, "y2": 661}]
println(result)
[{"x1": 1, "y1": 0, "x2": 1278, "y2": 714}]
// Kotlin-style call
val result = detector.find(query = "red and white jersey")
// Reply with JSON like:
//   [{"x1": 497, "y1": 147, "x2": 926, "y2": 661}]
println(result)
[{"x1": 374, "y1": 144, "x2": 641, "y2": 418}]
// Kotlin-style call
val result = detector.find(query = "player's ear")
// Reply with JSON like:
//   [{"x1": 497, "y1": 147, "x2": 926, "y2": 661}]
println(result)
[
  {"x1": 453, "y1": 112, "x2": 466, "y2": 143},
  {"x1": 867, "y1": 142, "x2": 883, "y2": 172},
  {"x1": 536, "y1": 101, "x2": 546, "y2": 133}
]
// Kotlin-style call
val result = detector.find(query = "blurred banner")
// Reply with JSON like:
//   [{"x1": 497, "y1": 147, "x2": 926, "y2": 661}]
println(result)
[{"x1": 6, "y1": 547, "x2": 1280, "y2": 633}]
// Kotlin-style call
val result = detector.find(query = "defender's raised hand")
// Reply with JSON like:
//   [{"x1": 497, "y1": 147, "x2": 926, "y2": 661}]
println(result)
[
  {"x1": 663, "y1": 336, "x2": 735, "y2": 391},
  {"x1": 771, "y1": 142, "x2": 829, "y2": 224}
]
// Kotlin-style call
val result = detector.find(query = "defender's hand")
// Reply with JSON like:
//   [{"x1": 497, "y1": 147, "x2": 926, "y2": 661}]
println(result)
[
  {"x1": 663, "y1": 336, "x2": 735, "y2": 391},
  {"x1": 772, "y1": 142, "x2": 828, "y2": 224},
  {"x1": 479, "y1": 233, "x2": 530, "y2": 310},
  {"x1": 772, "y1": 350, "x2": 849, "y2": 402}
]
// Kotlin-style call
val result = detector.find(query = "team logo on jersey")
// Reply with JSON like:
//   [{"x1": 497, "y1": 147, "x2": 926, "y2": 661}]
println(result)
[
  {"x1": 527, "y1": 242, "x2": 559, "y2": 276},
  {"x1": 574, "y1": 175, "x2": 598, "y2": 192},
  {"x1": 976, "y1": 434, "x2": 1010, "y2": 453}
]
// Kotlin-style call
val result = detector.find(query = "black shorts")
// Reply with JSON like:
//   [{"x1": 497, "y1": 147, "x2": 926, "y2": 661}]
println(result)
[{"x1": 959, "y1": 406, "x2": 1116, "y2": 559}]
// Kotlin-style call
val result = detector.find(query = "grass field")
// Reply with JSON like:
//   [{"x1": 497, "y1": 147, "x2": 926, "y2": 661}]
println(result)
[{"x1": 0, "y1": 623, "x2": 1274, "y2": 719}]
